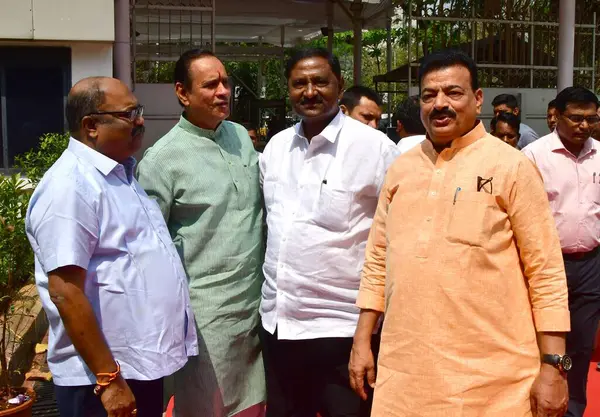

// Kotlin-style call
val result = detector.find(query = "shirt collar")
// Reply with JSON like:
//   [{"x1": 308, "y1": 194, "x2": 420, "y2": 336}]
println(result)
[
  {"x1": 294, "y1": 110, "x2": 344, "y2": 143},
  {"x1": 178, "y1": 113, "x2": 226, "y2": 140},
  {"x1": 549, "y1": 130, "x2": 596, "y2": 157},
  {"x1": 67, "y1": 137, "x2": 137, "y2": 182},
  {"x1": 67, "y1": 138, "x2": 136, "y2": 180}
]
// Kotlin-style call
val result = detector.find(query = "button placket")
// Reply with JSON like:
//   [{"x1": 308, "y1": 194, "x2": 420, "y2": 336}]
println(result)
[{"x1": 415, "y1": 162, "x2": 445, "y2": 258}]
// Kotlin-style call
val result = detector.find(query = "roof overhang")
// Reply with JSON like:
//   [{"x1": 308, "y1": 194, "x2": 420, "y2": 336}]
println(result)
[{"x1": 133, "y1": 0, "x2": 394, "y2": 59}]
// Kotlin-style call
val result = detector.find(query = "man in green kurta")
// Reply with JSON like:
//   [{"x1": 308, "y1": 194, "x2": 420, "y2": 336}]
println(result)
[{"x1": 136, "y1": 49, "x2": 265, "y2": 417}]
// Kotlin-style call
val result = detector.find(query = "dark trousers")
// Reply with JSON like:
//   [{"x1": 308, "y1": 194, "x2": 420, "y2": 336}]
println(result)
[
  {"x1": 260, "y1": 325, "x2": 380, "y2": 417},
  {"x1": 564, "y1": 248, "x2": 600, "y2": 417},
  {"x1": 54, "y1": 378, "x2": 163, "y2": 417}
]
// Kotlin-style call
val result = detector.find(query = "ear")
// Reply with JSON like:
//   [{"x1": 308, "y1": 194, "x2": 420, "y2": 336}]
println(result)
[
  {"x1": 81, "y1": 115, "x2": 99, "y2": 140},
  {"x1": 396, "y1": 121, "x2": 403, "y2": 134},
  {"x1": 513, "y1": 107, "x2": 520, "y2": 116},
  {"x1": 175, "y1": 82, "x2": 190, "y2": 107},
  {"x1": 340, "y1": 104, "x2": 350, "y2": 115},
  {"x1": 475, "y1": 89, "x2": 484, "y2": 115},
  {"x1": 338, "y1": 77, "x2": 345, "y2": 100}
]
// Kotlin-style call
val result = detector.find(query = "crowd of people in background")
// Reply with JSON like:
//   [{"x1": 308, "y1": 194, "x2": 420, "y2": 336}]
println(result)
[{"x1": 23, "y1": 45, "x2": 600, "y2": 417}]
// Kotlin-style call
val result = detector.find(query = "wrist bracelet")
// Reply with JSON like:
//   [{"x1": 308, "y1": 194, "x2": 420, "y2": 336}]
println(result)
[{"x1": 93, "y1": 361, "x2": 121, "y2": 396}]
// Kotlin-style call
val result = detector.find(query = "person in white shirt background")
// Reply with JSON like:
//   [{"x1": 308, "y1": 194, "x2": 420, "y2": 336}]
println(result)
[
  {"x1": 394, "y1": 95, "x2": 427, "y2": 155},
  {"x1": 258, "y1": 47, "x2": 398, "y2": 417}
]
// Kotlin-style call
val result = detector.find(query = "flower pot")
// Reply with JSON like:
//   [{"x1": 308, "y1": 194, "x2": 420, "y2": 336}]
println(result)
[{"x1": 0, "y1": 389, "x2": 35, "y2": 417}]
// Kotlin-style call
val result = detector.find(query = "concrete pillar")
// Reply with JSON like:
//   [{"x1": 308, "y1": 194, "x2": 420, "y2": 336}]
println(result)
[
  {"x1": 114, "y1": 0, "x2": 132, "y2": 89},
  {"x1": 557, "y1": 0, "x2": 575, "y2": 92},
  {"x1": 351, "y1": 0, "x2": 363, "y2": 85},
  {"x1": 327, "y1": 0, "x2": 334, "y2": 53},
  {"x1": 258, "y1": 36, "x2": 264, "y2": 98},
  {"x1": 281, "y1": 25, "x2": 286, "y2": 86}
]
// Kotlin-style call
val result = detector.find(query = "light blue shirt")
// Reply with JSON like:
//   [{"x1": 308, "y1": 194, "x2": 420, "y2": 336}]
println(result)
[
  {"x1": 517, "y1": 122, "x2": 539, "y2": 149},
  {"x1": 26, "y1": 138, "x2": 198, "y2": 386}
]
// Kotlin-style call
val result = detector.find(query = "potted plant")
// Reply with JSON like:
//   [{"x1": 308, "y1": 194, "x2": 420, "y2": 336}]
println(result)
[
  {"x1": 0, "y1": 132, "x2": 69, "y2": 415},
  {"x1": 0, "y1": 174, "x2": 36, "y2": 416}
]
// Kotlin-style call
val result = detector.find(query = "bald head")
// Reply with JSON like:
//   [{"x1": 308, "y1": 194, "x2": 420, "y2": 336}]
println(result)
[{"x1": 66, "y1": 77, "x2": 128, "y2": 138}]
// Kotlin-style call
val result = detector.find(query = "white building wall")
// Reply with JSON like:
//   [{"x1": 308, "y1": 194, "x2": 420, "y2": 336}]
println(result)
[
  {"x1": 0, "y1": 0, "x2": 113, "y2": 41},
  {"x1": 134, "y1": 84, "x2": 181, "y2": 159},
  {"x1": 70, "y1": 43, "x2": 113, "y2": 84},
  {"x1": 0, "y1": 0, "x2": 34, "y2": 39}
]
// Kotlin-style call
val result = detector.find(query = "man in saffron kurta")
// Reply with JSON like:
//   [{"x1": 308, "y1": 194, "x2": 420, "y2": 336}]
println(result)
[
  {"x1": 137, "y1": 50, "x2": 265, "y2": 417},
  {"x1": 349, "y1": 50, "x2": 570, "y2": 417}
]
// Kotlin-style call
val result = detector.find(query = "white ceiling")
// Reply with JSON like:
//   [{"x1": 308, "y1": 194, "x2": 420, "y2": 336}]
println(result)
[{"x1": 134, "y1": 0, "x2": 394, "y2": 49}]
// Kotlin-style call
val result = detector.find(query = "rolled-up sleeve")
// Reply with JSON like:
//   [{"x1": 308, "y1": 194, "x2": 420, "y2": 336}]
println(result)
[
  {"x1": 27, "y1": 179, "x2": 99, "y2": 274},
  {"x1": 356, "y1": 171, "x2": 393, "y2": 313},
  {"x1": 507, "y1": 158, "x2": 570, "y2": 332}
]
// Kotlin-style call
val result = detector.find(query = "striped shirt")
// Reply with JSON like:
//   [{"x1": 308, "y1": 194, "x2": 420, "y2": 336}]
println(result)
[{"x1": 137, "y1": 115, "x2": 265, "y2": 416}]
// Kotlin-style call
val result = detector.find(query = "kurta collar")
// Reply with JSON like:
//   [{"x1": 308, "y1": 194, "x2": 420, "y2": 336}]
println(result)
[
  {"x1": 549, "y1": 129, "x2": 596, "y2": 158},
  {"x1": 294, "y1": 110, "x2": 344, "y2": 144},
  {"x1": 445, "y1": 120, "x2": 486, "y2": 149},
  {"x1": 178, "y1": 114, "x2": 226, "y2": 140},
  {"x1": 67, "y1": 138, "x2": 136, "y2": 180}
]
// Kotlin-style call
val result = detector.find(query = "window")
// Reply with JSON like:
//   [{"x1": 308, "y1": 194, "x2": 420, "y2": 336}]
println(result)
[{"x1": 0, "y1": 47, "x2": 70, "y2": 171}]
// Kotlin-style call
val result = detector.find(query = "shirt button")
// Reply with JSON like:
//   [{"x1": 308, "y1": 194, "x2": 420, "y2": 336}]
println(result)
[
  {"x1": 436, "y1": 169, "x2": 442, "y2": 174},
  {"x1": 430, "y1": 191, "x2": 437, "y2": 196},
  {"x1": 426, "y1": 217, "x2": 432, "y2": 222}
]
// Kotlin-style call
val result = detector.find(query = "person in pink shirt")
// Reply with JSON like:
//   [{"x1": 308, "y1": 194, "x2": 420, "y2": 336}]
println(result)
[{"x1": 523, "y1": 86, "x2": 600, "y2": 417}]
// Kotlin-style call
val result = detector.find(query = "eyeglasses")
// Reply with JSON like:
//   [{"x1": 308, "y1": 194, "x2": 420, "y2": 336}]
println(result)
[
  {"x1": 88, "y1": 105, "x2": 144, "y2": 122},
  {"x1": 562, "y1": 113, "x2": 600, "y2": 125}
]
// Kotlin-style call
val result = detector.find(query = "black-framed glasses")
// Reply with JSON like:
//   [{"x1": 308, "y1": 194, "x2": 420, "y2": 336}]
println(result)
[
  {"x1": 563, "y1": 113, "x2": 600, "y2": 125},
  {"x1": 88, "y1": 105, "x2": 144, "y2": 122}
]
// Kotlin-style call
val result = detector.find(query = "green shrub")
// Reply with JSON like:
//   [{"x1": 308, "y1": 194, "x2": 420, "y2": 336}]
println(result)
[
  {"x1": 14, "y1": 133, "x2": 69, "y2": 187},
  {"x1": 0, "y1": 132, "x2": 68, "y2": 393},
  {"x1": 0, "y1": 174, "x2": 34, "y2": 390}
]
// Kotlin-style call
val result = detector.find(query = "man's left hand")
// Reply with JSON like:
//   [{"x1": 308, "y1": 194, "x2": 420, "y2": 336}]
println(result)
[{"x1": 530, "y1": 364, "x2": 568, "y2": 417}]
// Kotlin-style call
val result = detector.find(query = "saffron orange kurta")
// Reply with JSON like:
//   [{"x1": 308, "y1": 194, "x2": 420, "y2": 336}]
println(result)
[{"x1": 357, "y1": 122, "x2": 570, "y2": 417}]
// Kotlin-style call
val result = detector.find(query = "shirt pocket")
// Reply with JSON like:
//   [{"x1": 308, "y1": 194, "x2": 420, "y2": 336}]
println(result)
[
  {"x1": 313, "y1": 186, "x2": 353, "y2": 232},
  {"x1": 446, "y1": 191, "x2": 496, "y2": 247}
]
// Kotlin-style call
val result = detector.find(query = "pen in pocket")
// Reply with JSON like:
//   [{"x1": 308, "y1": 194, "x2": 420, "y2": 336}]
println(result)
[{"x1": 453, "y1": 187, "x2": 462, "y2": 205}]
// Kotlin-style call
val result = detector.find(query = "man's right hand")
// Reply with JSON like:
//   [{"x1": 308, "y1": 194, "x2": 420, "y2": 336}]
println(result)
[
  {"x1": 99, "y1": 376, "x2": 137, "y2": 417},
  {"x1": 349, "y1": 338, "x2": 376, "y2": 401}
]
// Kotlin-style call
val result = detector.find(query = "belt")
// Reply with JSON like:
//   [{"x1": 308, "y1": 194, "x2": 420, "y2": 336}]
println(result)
[{"x1": 562, "y1": 246, "x2": 600, "y2": 261}]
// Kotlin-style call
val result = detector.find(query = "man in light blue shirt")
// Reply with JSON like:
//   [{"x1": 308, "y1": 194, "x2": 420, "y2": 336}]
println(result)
[
  {"x1": 26, "y1": 77, "x2": 198, "y2": 417},
  {"x1": 491, "y1": 93, "x2": 539, "y2": 149}
]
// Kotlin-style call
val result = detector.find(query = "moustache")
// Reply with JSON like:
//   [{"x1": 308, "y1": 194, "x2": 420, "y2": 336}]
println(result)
[
  {"x1": 430, "y1": 108, "x2": 457, "y2": 120},
  {"x1": 131, "y1": 125, "x2": 145, "y2": 138},
  {"x1": 300, "y1": 97, "x2": 324, "y2": 106}
]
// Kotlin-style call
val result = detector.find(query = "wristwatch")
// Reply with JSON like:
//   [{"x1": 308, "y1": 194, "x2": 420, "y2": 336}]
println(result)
[{"x1": 542, "y1": 354, "x2": 573, "y2": 373}]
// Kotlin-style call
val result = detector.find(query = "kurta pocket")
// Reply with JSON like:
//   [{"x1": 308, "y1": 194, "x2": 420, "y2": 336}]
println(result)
[{"x1": 446, "y1": 191, "x2": 495, "y2": 247}]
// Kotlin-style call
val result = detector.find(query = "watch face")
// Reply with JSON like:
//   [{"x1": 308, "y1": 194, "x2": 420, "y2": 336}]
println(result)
[{"x1": 561, "y1": 355, "x2": 573, "y2": 371}]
